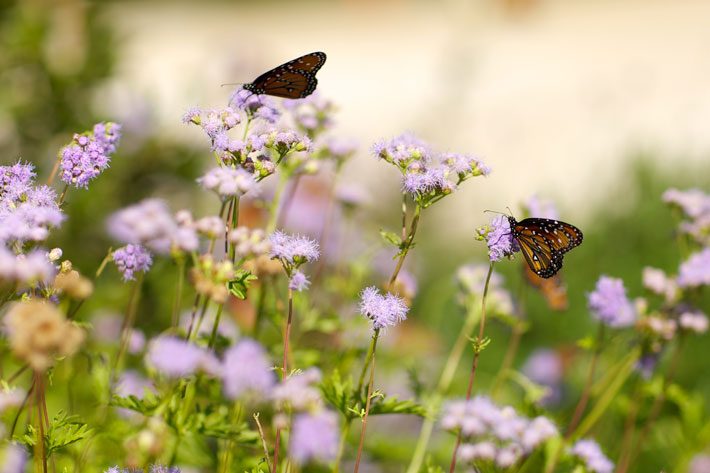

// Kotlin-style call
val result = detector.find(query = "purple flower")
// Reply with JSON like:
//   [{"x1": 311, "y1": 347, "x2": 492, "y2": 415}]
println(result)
[
  {"x1": 642, "y1": 267, "x2": 678, "y2": 301},
  {"x1": 480, "y1": 215, "x2": 520, "y2": 262},
  {"x1": 0, "y1": 162, "x2": 64, "y2": 245},
  {"x1": 326, "y1": 138, "x2": 358, "y2": 161},
  {"x1": 263, "y1": 130, "x2": 312, "y2": 154},
  {"x1": 442, "y1": 153, "x2": 491, "y2": 177},
  {"x1": 269, "y1": 230, "x2": 320, "y2": 266},
  {"x1": 402, "y1": 166, "x2": 452, "y2": 195},
  {"x1": 455, "y1": 263, "x2": 515, "y2": 315},
  {"x1": 146, "y1": 336, "x2": 217, "y2": 378},
  {"x1": 289, "y1": 411, "x2": 339, "y2": 464},
  {"x1": 0, "y1": 248, "x2": 56, "y2": 286},
  {"x1": 229, "y1": 88, "x2": 280, "y2": 124},
  {"x1": 283, "y1": 92, "x2": 335, "y2": 133},
  {"x1": 0, "y1": 161, "x2": 35, "y2": 202},
  {"x1": 677, "y1": 248, "x2": 710, "y2": 288},
  {"x1": 635, "y1": 354, "x2": 659, "y2": 379},
  {"x1": 107, "y1": 199, "x2": 198, "y2": 255},
  {"x1": 112, "y1": 244, "x2": 153, "y2": 281},
  {"x1": 662, "y1": 188, "x2": 710, "y2": 219},
  {"x1": 679, "y1": 309, "x2": 709, "y2": 334},
  {"x1": 440, "y1": 396, "x2": 557, "y2": 459},
  {"x1": 523, "y1": 349, "x2": 563, "y2": 386},
  {"x1": 570, "y1": 439, "x2": 614, "y2": 473},
  {"x1": 525, "y1": 195, "x2": 560, "y2": 220},
  {"x1": 289, "y1": 270, "x2": 311, "y2": 292},
  {"x1": 115, "y1": 370, "x2": 154, "y2": 398},
  {"x1": 371, "y1": 132, "x2": 432, "y2": 166},
  {"x1": 272, "y1": 368, "x2": 322, "y2": 411},
  {"x1": 59, "y1": 122, "x2": 121, "y2": 189},
  {"x1": 197, "y1": 167, "x2": 257, "y2": 198},
  {"x1": 0, "y1": 387, "x2": 25, "y2": 413},
  {"x1": 690, "y1": 454, "x2": 710, "y2": 473},
  {"x1": 359, "y1": 286, "x2": 408, "y2": 330},
  {"x1": 1, "y1": 443, "x2": 27, "y2": 473},
  {"x1": 221, "y1": 339, "x2": 275, "y2": 399},
  {"x1": 587, "y1": 276, "x2": 636, "y2": 328}
]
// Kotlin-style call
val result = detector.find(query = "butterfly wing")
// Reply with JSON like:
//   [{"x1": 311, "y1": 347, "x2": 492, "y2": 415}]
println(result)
[
  {"x1": 523, "y1": 264, "x2": 569, "y2": 310},
  {"x1": 511, "y1": 217, "x2": 583, "y2": 278},
  {"x1": 245, "y1": 52, "x2": 326, "y2": 99}
]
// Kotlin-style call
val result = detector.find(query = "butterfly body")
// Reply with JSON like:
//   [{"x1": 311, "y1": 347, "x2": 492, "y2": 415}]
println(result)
[
  {"x1": 243, "y1": 52, "x2": 326, "y2": 99},
  {"x1": 508, "y1": 216, "x2": 583, "y2": 278}
]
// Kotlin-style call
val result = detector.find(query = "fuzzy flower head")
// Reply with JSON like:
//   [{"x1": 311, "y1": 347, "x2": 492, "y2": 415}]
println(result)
[
  {"x1": 221, "y1": 338, "x2": 275, "y2": 399},
  {"x1": 588, "y1": 276, "x2": 636, "y2": 328},
  {"x1": 679, "y1": 309, "x2": 709, "y2": 334},
  {"x1": 59, "y1": 122, "x2": 121, "y2": 189},
  {"x1": 268, "y1": 230, "x2": 320, "y2": 268},
  {"x1": 677, "y1": 248, "x2": 710, "y2": 288},
  {"x1": 4, "y1": 300, "x2": 85, "y2": 371},
  {"x1": 197, "y1": 166, "x2": 257, "y2": 199},
  {"x1": 570, "y1": 439, "x2": 614, "y2": 473},
  {"x1": 456, "y1": 263, "x2": 515, "y2": 316},
  {"x1": 359, "y1": 286, "x2": 409, "y2": 330},
  {"x1": 146, "y1": 336, "x2": 218, "y2": 378},
  {"x1": 371, "y1": 132, "x2": 432, "y2": 167},
  {"x1": 662, "y1": 188, "x2": 710, "y2": 219},
  {"x1": 182, "y1": 106, "x2": 241, "y2": 147},
  {"x1": 289, "y1": 270, "x2": 311, "y2": 292},
  {"x1": 112, "y1": 244, "x2": 153, "y2": 282},
  {"x1": 0, "y1": 247, "x2": 56, "y2": 287},
  {"x1": 477, "y1": 215, "x2": 520, "y2": 262},
  {"x1": 0, "y1": 162, "x2": 64, "y2": 245},
  {"x1": 289, "y1": 411, "x2": 339, "y2": 465},
  {"x1": 107, "y1": 198, "x2": 198, "y2": 255},
  {"x1": 229, "y1": 227, "x2": 271, "y2": 258},
  {"x1": 272, "y1": 368, "x2": 323, "y2": 411},
  {"x1": 524, "y1": 195, "x2": 560, "y2": 220},
  {"x1": 442, "y1": 152, "x2": 491, "y2": 178},
  {"x1": 229, "y1": 88, "x2": 280, "y2": 123},
  {"x1": 440, "y1": 396, "x2": 558, "y2": 467},
  {"x1": 642, "y1": 267, "x2": 678, "y2": 302},
  {"x1": 522, "y1": 349, "x2": 563, "y2": 406},
  {"x1": 282, "y1": 92, "x2": 336, "y2": 136}
]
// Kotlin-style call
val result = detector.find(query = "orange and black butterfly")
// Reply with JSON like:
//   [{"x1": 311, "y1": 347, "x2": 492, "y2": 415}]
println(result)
[
  {"x1": 242, "y1": 52, "x2": 326, "y2": 99},
  {"x1": 508, "y1": 216, "x2": 583, "y2": 279}
]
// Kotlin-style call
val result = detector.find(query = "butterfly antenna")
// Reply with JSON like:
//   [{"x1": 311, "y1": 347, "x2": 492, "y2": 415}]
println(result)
[
  {"x1": 220, "y1": 82, "x2": 245, "y2": 88},
  {"x1": 483, "y1": 209, "x2": 508, "y2": 216}
]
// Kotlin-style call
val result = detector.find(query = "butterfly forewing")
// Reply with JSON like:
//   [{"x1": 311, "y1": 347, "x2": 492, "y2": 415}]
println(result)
[
  {"x1": 244, "y1": 52, "x2": 326, "y2": 99},
  {"x1": 508, "y1": 217, "x2": 583, "y2": 278}
]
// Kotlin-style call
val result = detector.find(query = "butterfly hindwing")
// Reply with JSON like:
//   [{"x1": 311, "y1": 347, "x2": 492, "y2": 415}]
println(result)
[
  {"x1": 244, "y1": 52, "x2": 326, "y2": 99},
  {"x1": 508, "y1": 217, "x2": 582, "y2": 279}
]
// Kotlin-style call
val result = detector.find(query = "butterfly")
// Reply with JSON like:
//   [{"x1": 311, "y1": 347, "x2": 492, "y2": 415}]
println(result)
[
  {"x1": 508, "y1": 216, "x2": 583, "y2": 279},
  {"x1": 242, "y1": 52, "x2": 326, "y2": 99}
]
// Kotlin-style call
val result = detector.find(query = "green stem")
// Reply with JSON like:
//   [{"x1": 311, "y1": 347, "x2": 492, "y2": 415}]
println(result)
[
  {"x1": 389, "y1": 204, "x2": 421, "y2": 289},
  {"x1": 273, "y1": 286, "x2": 295, "y2": 472},
  {"x1": 354, "y1": 329, "x2": 380, "y2": 473},
  {"x1": 112, "y1": 273, "x2": 144, "y2": 379},
  {"x1": 208, "y1": 303, "x2": 225, "y2": 349},
  {"x1": 490, "y1": 320, "x2": 526, "y2": 397},
  {"x1": 172, "y1": 258, "x2": 186, "y2": 328},
  {"x1": 254, "y1": 279, "x2": 269, "y2": 339},
  {"x1": 333, "y1": 418, "x2": 352, "y2": 473},
  {"x1": 190, "y1": 298, "x2": 211, "y2": 342},
  {"x1": 406, "y1": 304, "x2": 482, "y2": 473},
  {"x1": 356, "y1": 332, "x2": 379, "y2": 395},
  {"x1": 565, "y1": 324, "x2": 606, "y2": 437},
  {"x1": 449, "y1": 262, "x2": 494, "y2": 473},
  {"x1": 229, "y1": 196, "x2": 240, "y2": 262},
  {"x1": 267, "y1": 173, "x2": 289, "y2": 233}
]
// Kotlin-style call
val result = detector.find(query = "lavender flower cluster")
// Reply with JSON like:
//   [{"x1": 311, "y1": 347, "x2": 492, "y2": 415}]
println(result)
[
  {"x1": 440, "y1": 396, "x2": 558, "y2": 467},
  {"x1": 59, "y1": 122, "x2": 122, "y2": 189}
]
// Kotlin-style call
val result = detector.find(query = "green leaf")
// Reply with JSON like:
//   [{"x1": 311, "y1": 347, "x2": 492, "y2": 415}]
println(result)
[
  {"x1": 227, "y1": 269, "x2": 257, "y2": 299},
  {"x1": 321, "y1": 370, "x2": 355, "y2": 419},
  {"x1": 45, "y1": 411, "x2": 93, "y2": 455},
  {"x1": 110, "y1": 392, "x2": 162, "y2": 416},
  {"x1": 369, "y1": 393, "x2": 427, "y2": 417},
  {"x1": 379, "y1": 229, "x2": 402, "y2": 247}
]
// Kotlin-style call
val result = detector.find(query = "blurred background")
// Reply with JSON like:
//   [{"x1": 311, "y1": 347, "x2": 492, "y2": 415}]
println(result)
[{"x1": 2, "y1": 0, "x2": 710, "y2": 471}]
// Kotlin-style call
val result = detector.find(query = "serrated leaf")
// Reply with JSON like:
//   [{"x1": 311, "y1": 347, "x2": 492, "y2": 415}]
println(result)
[
  {"x1": 368, "y1": 394, "x2": 426, "y2": 417},
  {"x1": 110, "y1": 392, "x2": 162, "y2": 416},
  {"x1": 321, "y1": 370, "x2": 355, "y2": 419},
  {"x1": 45, "y1": 411, "x2": 93, "y2": 455}
]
